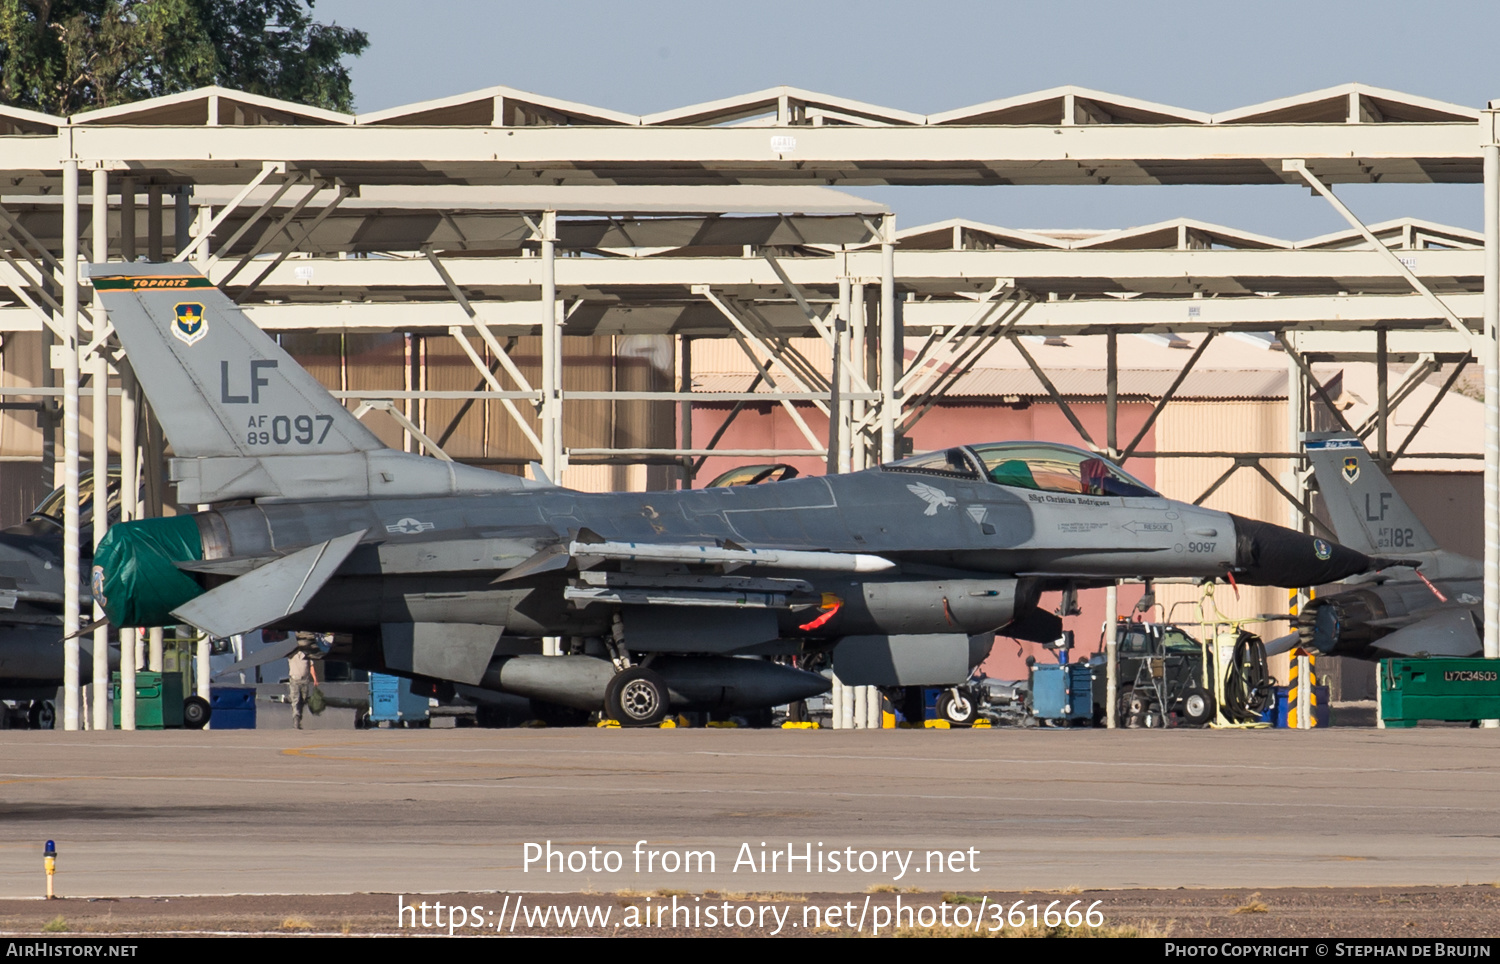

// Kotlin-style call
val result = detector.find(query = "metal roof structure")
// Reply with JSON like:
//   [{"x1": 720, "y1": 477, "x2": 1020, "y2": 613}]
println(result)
[
  {"x1": 6, "y1": 80, "x2": 1500, "y2": 729},
  {"x1": 0, "y1": 81, "x2": 1488, "y2": 188}
]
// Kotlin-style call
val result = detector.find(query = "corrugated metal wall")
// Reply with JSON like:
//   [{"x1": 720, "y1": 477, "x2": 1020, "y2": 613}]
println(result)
[{"x1": 1155, "y1": 399, "x2": 1292, "y2": 674}]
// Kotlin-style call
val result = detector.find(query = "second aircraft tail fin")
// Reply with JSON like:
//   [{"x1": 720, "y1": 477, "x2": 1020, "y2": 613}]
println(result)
[{"x1": 1302, "y1": 432, "x2": 1439, "y2": 556}]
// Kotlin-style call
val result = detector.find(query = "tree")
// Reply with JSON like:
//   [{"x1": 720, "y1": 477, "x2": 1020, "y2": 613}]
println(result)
[{"x1": 0, "y1": 0, "x2": 368, "y2": 116}]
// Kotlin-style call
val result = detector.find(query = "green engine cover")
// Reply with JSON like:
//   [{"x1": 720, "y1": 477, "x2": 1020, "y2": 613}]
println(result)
[{"x1": 91, "y1": 515, "x2": 205, "y2": 627}]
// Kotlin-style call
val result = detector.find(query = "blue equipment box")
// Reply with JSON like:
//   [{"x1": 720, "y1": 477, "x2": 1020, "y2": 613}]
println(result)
[
  {"x1": 208, "y1": 685, "x2": 257, "y2": 729},
  {"x1": 1030, "y1": 663, "x2": 1093, "y2": 721},
  {"x1": 369, "y1": 673, "x2": 429, "y2": 724}
]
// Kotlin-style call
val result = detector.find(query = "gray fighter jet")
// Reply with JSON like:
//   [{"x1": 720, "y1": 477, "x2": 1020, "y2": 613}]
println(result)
[
  {"x1": 0, "y1": 474, "x2": 118, "y2": 727},
  {"x1": 85, "y1": 264, "x2": 1387, "y2": 725},
  {"x1": 1298, "y1": 432, "x2": 1481, "y2": 659}
]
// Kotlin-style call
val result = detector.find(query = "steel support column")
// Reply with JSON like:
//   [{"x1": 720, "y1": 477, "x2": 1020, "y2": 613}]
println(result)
[
  {"x1": 679, "y1": 335, "x2": 693, "y2": 487},
  {"x1": 61, "y1": 160, "x2": 80, "y2": 731},
  {"x1": 1104, "y1": 582, "x2": 1118, "y2": 729},
  {"x1": 1483, "y1": 135, "x2": 1500, "y2": 675},
  {"x1": 834, "y1": 270, "x2": 851, "y2": 474},
  {"x1": 119, "y1": 179, "x2": 135, "y2": 262},
  {"x1": 879, "y1": 214, "x2": 896, "y2": 462},
  {"x1": 90, "y1": 167, "x2": 109, "y2": 730},
  {"x1": 1106, "y1": 330, "x2": 1119, "y2": 458},
  {"x1": 540, "y1": 210, "x2": 560, "y2": 479},
  {"x1": 850, "y1": 282, "x2": 867, "y2": 470},
  {"x1": 118, "y1": 361, "x2": 137, "y2": 729},
  {"x1": 1376, "y1": 328, "x2": 1389, "y2": 461},
  {"x1": 1286, "y1": 331, "x2": 1311, "y2": 616}
]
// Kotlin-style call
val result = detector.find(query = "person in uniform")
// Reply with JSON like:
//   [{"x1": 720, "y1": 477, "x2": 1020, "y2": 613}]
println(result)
[{"x1": 287, "y1": 632, "x2": 322, "y2": 729}]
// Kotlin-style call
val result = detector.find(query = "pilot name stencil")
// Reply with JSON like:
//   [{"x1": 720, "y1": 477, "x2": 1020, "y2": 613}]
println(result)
[{"x1": 1025, "y1": 493, "x2": 1110, "y2": 507}]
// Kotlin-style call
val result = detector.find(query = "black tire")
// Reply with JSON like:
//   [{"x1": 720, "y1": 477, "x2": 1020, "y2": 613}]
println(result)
[
  {"x1": 1179, "y1": 686, "x2": 1216, "y2": 727},
  {"x1": 1119, "y1": 687, "x2": 1148, "y2": 729},
  {"x1": 604, "y1": 667, "x2": 670, "y2": 727},
  {"x1": 935, "y1": 689, "x2": 978, "y2": 726},
  {"x1": 28, "y1": 700, "x2": 54, "y2": 730},
  {"x1": 182, "y1": 696, "x2": 211, "y2": 730}
]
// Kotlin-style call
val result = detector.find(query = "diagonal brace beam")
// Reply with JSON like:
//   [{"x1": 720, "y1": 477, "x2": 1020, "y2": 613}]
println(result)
[
  {"x1": 352, "y1": 399, "x2": 453, "y2": 461},
  {"x1": 1279, "y1": 334, "x2": 1359, "y2": 438},
  {"x1": 1120, "y1": 330, "x2": 1218, "y2": 461},
  {"x1": 765, "y1": 254, "x2": 875, "y2": 396},
  {"x1": 1391, "y1": 356, "x2": 1471, "y2": 463},
  {"x1": 698, "y1": 288, "x2": 825, "y2": 452},
  {"x1": 425, "y1": 248, "x2": 539, "y2": 400},
  {"x1": 175, "y1": 161, "x2": 285, "y2": 262},
  {"x1": 1286, "y1": 160, "x2": 1476, "y2": 348},
  {"x1": 234, "y1": 183, "x2": 352, "y2": 304},
  {"x1": 1011, "y1": 333, "x2": 1097, "y2": 449}
]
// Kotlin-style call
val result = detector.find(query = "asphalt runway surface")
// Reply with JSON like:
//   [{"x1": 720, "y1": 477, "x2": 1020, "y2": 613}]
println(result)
[{"x1": 0, "y1": 727, "x2": 1497, "y2": 900}]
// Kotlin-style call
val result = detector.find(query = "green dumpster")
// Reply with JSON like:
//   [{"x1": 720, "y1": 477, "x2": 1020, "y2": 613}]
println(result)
[
  {"x1": 111, "y1": 671, "x2": 185, "y2": 729},
  {"x1": 1379, "y1": 658, "x2": 1500, "y2": 728}
]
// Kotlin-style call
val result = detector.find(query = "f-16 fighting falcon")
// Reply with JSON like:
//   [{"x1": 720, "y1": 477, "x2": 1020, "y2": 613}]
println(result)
[
  {"x1": 0, "y1": 475, "x2": 119, "y2": 727},
  {"x1": 85, "y1": 264, "x2": 1390, "y2": 725},
  {"x1": 1297, "y1": 432, "x2": 1481, "y2": 660}
]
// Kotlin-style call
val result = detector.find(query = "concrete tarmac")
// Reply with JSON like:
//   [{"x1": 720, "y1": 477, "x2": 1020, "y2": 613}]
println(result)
[{"x1": 0, "y1": 727, "x2": 1496, "y2": 899}]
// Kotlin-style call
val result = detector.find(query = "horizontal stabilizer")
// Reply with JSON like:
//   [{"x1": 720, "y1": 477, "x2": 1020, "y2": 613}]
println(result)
[
  {"x1": 1373, "y1": 608, "x2": 1482, "y2": 658},
  {"x1": 62, "y1": 616, "x2": 109, "y2": 641},
  {"x1": 171, "y1": 529, "x2": 367, "y2": 638},
  {"x1": 175, "y1": 555, "x2": 277, "y2": 577}
]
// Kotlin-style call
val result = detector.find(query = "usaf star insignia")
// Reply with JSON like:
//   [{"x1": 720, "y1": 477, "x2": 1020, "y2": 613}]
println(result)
[{"x1": 385, "y1": 517, "x2": 436, "y2": 534}]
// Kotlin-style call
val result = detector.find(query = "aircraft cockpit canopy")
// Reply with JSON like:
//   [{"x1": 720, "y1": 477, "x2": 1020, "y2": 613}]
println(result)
[{"x1": 885, "y1": 442, "x2": 1158, "y2": 498}]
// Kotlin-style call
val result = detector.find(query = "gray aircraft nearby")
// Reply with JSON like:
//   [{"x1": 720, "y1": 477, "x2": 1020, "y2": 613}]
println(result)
[
  {"x1": 0, "y1": 475, "x2": 118, "y2": 727},
  {"x1": 84, "y1": 264, "x2": 1390, "y2": 725},
  {"x1": 1298, "y1": 432, "x2": 1481, "y2": 659}
]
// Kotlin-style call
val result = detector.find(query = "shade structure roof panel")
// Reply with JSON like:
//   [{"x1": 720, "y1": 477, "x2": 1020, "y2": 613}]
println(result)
[{"x1": 0, "y1": 81, "x2": 1475, "y2": 188}]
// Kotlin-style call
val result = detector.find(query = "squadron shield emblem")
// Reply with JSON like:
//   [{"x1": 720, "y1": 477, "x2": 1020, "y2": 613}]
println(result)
[
  {"x1": 1342, "y1": 455, "x2": 1360, "y2": 484},
  {"x1": 172, "y1": 302, "x2": 207, "y2": 346}
]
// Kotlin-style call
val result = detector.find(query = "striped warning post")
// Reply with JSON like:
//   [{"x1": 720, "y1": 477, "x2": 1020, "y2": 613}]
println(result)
[{"x1": 1287, "y1": 647, "x2": 1319, "y2": 729}]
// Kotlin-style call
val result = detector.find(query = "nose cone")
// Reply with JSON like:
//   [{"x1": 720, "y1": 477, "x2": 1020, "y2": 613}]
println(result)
[{"x1": 1229, "y1": 514, "x2": 1375, "y2": 587}]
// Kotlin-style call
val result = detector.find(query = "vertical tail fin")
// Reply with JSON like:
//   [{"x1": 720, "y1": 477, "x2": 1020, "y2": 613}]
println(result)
[
  {"x1": 92, "y1": 263, "x2": 534, "y2": 502},
  {"x1": 1302, "y1": 432, "x2": 1438, "y2": 555},
  {"x1": 91, "y1": 263, "x2": 385, "y2": 460}
]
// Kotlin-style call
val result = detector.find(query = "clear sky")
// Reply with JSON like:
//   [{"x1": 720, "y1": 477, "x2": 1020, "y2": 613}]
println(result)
[{"x1": 314, "y1": 0, "x2": 1498, "y2": 238}]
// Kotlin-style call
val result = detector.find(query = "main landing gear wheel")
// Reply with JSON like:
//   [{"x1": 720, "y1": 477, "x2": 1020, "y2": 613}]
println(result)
[
  {"x1": 1179, "y1": 686, "x2": 1216, "y2": 727},
  {"x1": 182, "y1": 696, "x2": 211, "y2": 730},
  {"x1": 1119, "y1": 687, "x2": 1148, "y2": 729},
  {"x1": 935, "y1": 689, "x2": 978, "y2": 726},
  {"x1": 28, "y1": 700, "x2": 54, "y2": 730},
  {"x1": 605, "y1": 667, "x2": 670, "y2": 727}
]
